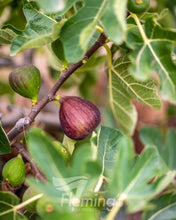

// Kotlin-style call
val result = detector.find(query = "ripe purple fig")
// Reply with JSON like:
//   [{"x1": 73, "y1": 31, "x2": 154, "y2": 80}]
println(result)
[{"x1": 59, "y1": 96, "x2": 101, "y2": 140}]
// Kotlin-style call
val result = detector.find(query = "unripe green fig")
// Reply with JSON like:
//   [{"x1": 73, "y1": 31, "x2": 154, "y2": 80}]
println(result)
[
  {"x1": 2, "y1": 155, "x2": 25, "y2": 186},
  {"x1": 22, "y1": 187, "x2": 39, "y2": 212},
  {"x1": 127, "y1": 0, "x2": 150, "y2": 13},
  {"x1": 9, "y1": 65, "x2": 41, "y2": 103},
  {"x1": 59, "y1": 96, "x2": 101, "y2": 140}
]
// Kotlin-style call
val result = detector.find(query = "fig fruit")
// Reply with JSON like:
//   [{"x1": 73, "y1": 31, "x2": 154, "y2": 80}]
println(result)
[
  {"x1": 2, "y1": 155, "x2": 25, "y2": 186},
  {"x1": 59, "y1": 96, "x2": 101, "y2": 140},
  {"x1": 9, "y1": 65, "x2": 41, "y2": 102},
  {"x1": 127, "y1": 0, "x2": 150, "y2": 13},
  {"x1": 23, "y1": 187, "x2": 39, "y2": 212}
]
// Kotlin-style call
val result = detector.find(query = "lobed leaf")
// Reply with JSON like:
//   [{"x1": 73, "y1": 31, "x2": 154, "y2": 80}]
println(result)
[
  {"x1": 101, "y1": 0, "x2": 127, "y2": 44},
  {"x1": 127, "y1": 15, "x2": 176, "y2": 103},
  {"x1": 11, "y1": 0, "x2": 61, "y2": 55},
  {"x1": 109, "y1": 55, "x2": 161, "y2": 136},
  {"x1": 60, "y1": 0, "x2": 127, "y2": 63}
]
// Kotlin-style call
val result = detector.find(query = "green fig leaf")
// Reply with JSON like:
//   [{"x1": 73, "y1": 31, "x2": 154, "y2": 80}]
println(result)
[
  {"x1": 107, "y1": 136, "x2": 175, "y2": 213},
  {"x1": 36, "y1": 0, "x2": 65, "y2": 14},
  {"x1": 127, "y1": 15, "x2": 176, "y2": 103},
  {"x1": 60, "y1": 0, "x2": 127, "y2": 63},
  {"x1": 10, "y1": 0, "x2": 61, "y2": 55},
  {"x1": 109, "y1": 55, "x2": 161, "y2": 136},
  {"x1": 142, "y1": 193, "x2": 176, "y2": 220},
  {"x1": 140, "y1": 127, "x2": 176, "y2": 170},
  {"x1": 97, "y1": 126, "x2": 123, "y2": 178},
  {"x1": 0, "y1": 191, "x2": 27, "y2": 220},
  {"x1": 26, "y1": 128, "x2": 101, "y2": 200}
]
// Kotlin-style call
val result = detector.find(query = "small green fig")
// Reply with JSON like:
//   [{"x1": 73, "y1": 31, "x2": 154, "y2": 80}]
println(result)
[
  {"x1": 9, "y1": 65, "x2": 41, "y2": 102},
  {"x1": 59, "y1": 96, "x2": 101, "y2": 140},
  {"x1": 2, "y1": 155, "x2": 25, "y2": 186},
  {"x1": 127, "y1": 0, "x2": 150, "y2": 13},
  {"x1": 22, "y1": 187, "x2": 39, "y2": 212}
]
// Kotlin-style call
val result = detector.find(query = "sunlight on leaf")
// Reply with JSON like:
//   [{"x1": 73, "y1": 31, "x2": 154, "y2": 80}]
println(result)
[
  {"x1": 11, "y1": 0, "x2": 61, "y2": 55},
  {"x1": 36, "y1": 0, "x2": 65, "y2": 13},
  {"x1": 61, "y1": 0, "x2": 127, "y2": 63}
]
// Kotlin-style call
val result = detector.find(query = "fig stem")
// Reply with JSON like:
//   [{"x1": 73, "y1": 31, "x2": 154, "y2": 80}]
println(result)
[
  {"x1": 13, "y1": 193, "x2": 43, "y2": 211},
  {"x1": 7, "y1": 32, "x2": 107, "y2": 142},
  {"x1": 32, "y1": 99, "x2": 37, "y2": 106},
  {"x1": 103, "y1": 43, "x2": 112, "y2": 69},
  {"x1": 53, "y1": 95, "x2": 61, "y2": 107},
  {"x1": 94, "y1": 174, "x2": 104, "y2": 192},
  {"x1": 105, "y1": 194, "x2": 126, "y2": 220},
  {"x1": 62, "y1": 135, "x2": 76, "y2": 155},
  {"x1": 96, "y1": 25, "x2": 104, "y2": 33}
]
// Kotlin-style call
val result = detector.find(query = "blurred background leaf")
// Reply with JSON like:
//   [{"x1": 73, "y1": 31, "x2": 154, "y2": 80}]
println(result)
[
  {"x1": 140, "y1": 127, "x2": 176, "y2": 170},
  {"x1": 142, "y1": 193, "x2": 176, "y2": 220}
]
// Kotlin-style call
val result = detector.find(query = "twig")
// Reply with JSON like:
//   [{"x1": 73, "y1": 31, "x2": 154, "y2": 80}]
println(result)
[
  {"x1": 1, "y1": 105, "x2": 60, "y2": 129},
  {"x1": 0, "y1": 58, "x2": 14, "y2": 67},
  {"x1": 7, "y1": 32, "x2": 107, "y2": 142},
  {"x1": 13, "y1": 141, "x2": 47, "y2": 183},
  {"x1": 1, "y1": 106, "x2": 26, "y2": 127}
]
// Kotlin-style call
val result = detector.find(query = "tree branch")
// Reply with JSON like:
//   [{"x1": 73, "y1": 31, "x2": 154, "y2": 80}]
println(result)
[
  {"x1": 1, "y1": 105, "x2": 60, "y2": 129},
  {"x1": 13, "y1": 142, "x2": 47, "y2": 183},
  {"x1": 7, "y1": 32, "x2": 107, "y2": 142}
]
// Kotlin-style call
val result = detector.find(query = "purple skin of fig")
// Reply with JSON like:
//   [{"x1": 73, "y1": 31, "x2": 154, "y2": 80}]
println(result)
[{"x1": 59, "y1": 96, "x2": 101, "y2": 140}]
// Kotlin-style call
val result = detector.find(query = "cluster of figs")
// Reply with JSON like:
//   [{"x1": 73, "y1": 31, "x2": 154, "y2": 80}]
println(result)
[
  {"x1": 2, "y1": 65, "x2": 101, "y2": 190},
  {"x1": 9, "y1": 65, "x2": 101, "y2": 140}
]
